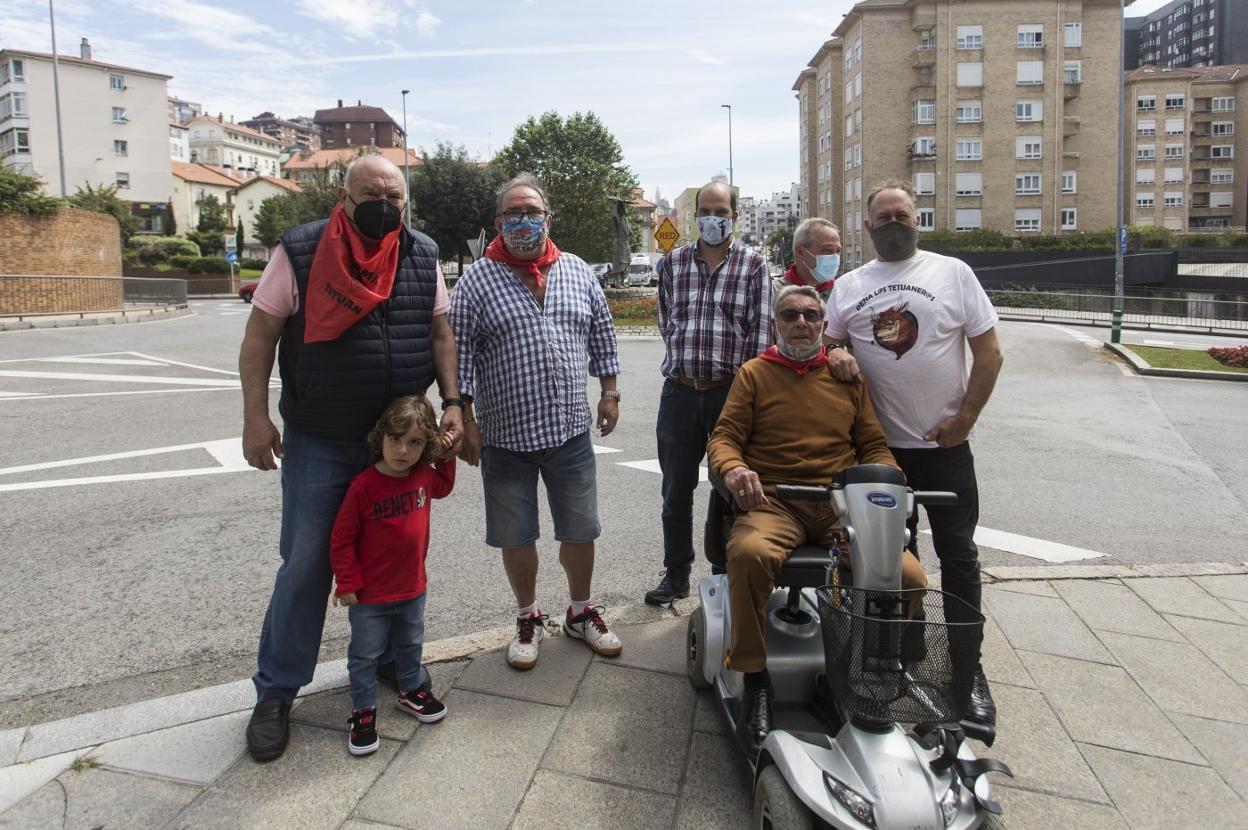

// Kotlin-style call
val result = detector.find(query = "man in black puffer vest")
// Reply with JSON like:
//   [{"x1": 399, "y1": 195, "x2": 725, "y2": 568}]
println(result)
[{"x1": 238, "y1": 154, "x2": 463, "y2": 762}]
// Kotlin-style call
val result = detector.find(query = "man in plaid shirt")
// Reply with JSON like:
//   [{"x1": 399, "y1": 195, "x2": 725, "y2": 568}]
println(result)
[
  {"x1": 645, "y1": 181, "x2": 771, "y2": 605},
  {"x1": 451, "y1": 174, "x2": 624, "y2": 671}
]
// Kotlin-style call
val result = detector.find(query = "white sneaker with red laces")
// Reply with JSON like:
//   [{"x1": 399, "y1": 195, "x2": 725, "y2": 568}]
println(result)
[
  {"x1": 564, "y1": 605, "x2": 622, "y2": 657},
  {"x1": 507, "y1": 613, "x2": 546, "y2": 670}
]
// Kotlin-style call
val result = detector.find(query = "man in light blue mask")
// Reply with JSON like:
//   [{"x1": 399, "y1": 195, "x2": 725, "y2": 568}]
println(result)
[{"x1": 773, "y1": 217, "x2": 841, "y2": 301}]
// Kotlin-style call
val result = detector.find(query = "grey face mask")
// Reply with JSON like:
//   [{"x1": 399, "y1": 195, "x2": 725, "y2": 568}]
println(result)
[{"x1": 868, "y1": 221, "x2": 919, "y2": 261}]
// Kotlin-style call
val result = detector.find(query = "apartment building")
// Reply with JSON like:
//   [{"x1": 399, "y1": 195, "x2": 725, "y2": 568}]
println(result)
[
  {"x1": 241, "y1": 112, "x2": 320, "y2": 151},
  {"x1": 186, "y1": 115, "x2": 282, "y2": 179},
  {"x1": 794, "y1": 0, "x2": 1128, "y2": 268},
  {"x1": 1126, "y1": 64, "x2": 1247, "y2": 230},
  {"x1": 1124, "y1": 0, "x2": 1248, "y2": 70},
  {"x1": 314, "y1": 101, "x2": 405, "y2": 150},
  {"x1": 0, "y1": 41, "x2": 172, "y2": 230}
]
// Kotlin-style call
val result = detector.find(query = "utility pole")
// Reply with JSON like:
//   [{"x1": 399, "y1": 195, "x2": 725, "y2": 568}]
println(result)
[
  {"x1": 1112, "y1": 0, "x2": 1126, "y2": 343},
  {"x1": 721, "y1": 104, "x2": 734, "y2": 187},
  {"x1": 48, "y1": 0, "x2": 67, "y2": 197},
  {"x1": 401, "y1": 89, "x2": 412, "y2": 227}
]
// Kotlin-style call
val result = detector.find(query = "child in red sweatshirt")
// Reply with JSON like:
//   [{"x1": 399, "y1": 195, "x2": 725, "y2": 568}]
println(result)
[{"x1": 330, "y1": 395, "x2": 456, "y2": 756}]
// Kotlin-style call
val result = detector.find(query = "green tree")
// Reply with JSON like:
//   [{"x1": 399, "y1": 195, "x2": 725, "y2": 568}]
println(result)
[
  {"x1": 236, "y1": 220, "x2": 245, "y2": 253},
  {"x1": 165, "y1": 199, "x2": 176, "y2": 235},
  {"x1": 493, "y1": 111, "x2": 639, "y2": 262},
  {"x1": 187, "y1": 195, "x2": 231, "y2": 255},
  {"x1": 0, "y1": 168, "x2": 60, "y2": 216},
  {"x1": 410, "y1": 142, "x2": 504, "y2": 267},
  {"x1": 766, "y1": 227, "x2": 795, "y2": 269},
  {"x1": 66, "y1": 181, "x2": 142, "y2": 244},
  {"x1": 253, "y1": 193, "x2": 304, "y2": 248}
]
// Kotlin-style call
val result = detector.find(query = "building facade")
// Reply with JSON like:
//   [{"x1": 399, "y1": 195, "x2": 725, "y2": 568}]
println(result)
[
  {"x1": 0, "y1": 43, "x2": 172, "y2": 228},
  {"x1": 281, "y1": 146, "x2": 420, "y2": 186},
  {"x1": 1125, "y1": 64, "x2": 1247, "y2": 230},
  {"x1": 168, "y1": 96, "x2": 202, "y2": 125},
  {"x1": 314, "y1": 101, "x2": 405, "y2": 149},
  {"x1": 169, "y1": 122, "x2": 189, "y2": 162},
  {"x1": 186, "y1": 115, "x2": 282, "y2": 178},
  {"x1": 233, "y1": 175, "x2": 302, "y2": 256},
  {"x1": 241, "y1": 112, "x2": 320, "y2": 151},
  {"x1": 170, "y1": 161, "x2": 239, "y2": 237},
  {"x1": 1124, "y1": 0, "x2": 1248, "y2": 70}
]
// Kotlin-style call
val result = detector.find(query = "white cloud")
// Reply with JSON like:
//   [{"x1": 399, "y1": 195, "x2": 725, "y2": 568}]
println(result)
[
  {"x1": 296, "y1": 0, "x2": 410, "y2": 41},
  {"x1": 690, "y1": 50, "x2": 726, "y2": 66},
  {"x1": 415, "y1": 4, "x2": 440, "y2": 37}
]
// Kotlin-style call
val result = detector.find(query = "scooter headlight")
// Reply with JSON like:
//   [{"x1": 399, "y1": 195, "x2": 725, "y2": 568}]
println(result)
[
  {"x1": 823, "y1": 772, "x2": 876, "y2": 828},
  {"x1": 939, "y1": 781, "x2": 960, "y2": 826}
]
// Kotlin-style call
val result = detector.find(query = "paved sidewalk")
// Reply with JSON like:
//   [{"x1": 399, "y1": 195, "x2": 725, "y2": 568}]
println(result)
[
  {"x1": 2, "y1": 566, "x2": 1247, "y2": 829},
  {"x1": 0, "y1": 304, "x2": 189, "y2": 332}
]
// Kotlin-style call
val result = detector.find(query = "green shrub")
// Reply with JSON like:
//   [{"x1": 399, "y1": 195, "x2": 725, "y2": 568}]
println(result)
[
  {"x1": 239, "y1": 257, "x2": 269, "y2": 270},
  {"x1": 1132, "y1": 225, "x2": 1175, "y2": 248},
  {"x1": 137, "y1": 245, "x2": 169, "y2": 265},
  {"x1": 126, "y1": 236, "x2": 201, "y2": 257},
  {"x1": 170, "y1": 254, "x2": 198, "y2": 269},
  {"x1": 987, "y1": 284, "x2": 1075, "y2": 309},
  {"x1": 924, "y1": 228, "x2": 1012, "y2": 252},
  {"x1": 608, "y1": 296, "x2": 658, "y2": 321},
  {"x1": 187, "y1": 257, "x2": 231, "y2": 274}
]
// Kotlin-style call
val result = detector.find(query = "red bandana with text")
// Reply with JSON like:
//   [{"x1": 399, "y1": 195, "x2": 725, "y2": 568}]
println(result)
[
  {"x1": 757, "y1": 344, "x2": 828, "y2": 377},
  {"x1": 303, "y1": 205, "x2": 399, "y2": 344},
  {"x1": 484, "y1": 236, "x2": 561, "y2": 288}
]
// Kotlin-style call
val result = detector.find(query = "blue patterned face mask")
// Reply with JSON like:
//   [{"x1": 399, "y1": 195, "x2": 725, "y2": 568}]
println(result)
[
  {"x1": 502, "y1": 216, "x2": 546, "y2": 254},
  {"x1": 697, "y1": 215, "x2": 733, "y2": 246}
]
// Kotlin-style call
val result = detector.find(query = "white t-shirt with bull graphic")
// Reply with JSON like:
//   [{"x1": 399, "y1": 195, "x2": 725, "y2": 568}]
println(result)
[{"x1": 824, "y1": 249, "x2": 998, "y2": 449}]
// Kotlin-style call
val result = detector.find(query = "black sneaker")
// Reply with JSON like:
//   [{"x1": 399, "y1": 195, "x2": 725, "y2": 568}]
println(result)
[
  {"x1": 644, "y1": 570, "x2": 690, "y2": 605},
  {"x1": 397, "y1": 687, "x2": 447, "y2": 723},
  {"x1": 347, "y1": 707, "x2": 380, "y2": 756}
]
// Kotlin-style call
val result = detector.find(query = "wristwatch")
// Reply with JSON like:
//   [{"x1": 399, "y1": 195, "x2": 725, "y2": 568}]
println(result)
[
  {"x1": 441, "y1": 397, "x2": 464, "y2": 410},
  {"x1": 600, "y1": 390, "x2": 621, "y2": 401}
]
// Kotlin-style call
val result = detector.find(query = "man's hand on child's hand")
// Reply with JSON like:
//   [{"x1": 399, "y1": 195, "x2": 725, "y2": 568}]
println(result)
[{"x1": 333, "y1": 592, "x2": 358, "y2": 606}]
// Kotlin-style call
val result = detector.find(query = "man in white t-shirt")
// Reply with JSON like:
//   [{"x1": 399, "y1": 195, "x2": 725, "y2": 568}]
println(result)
[{"x1": 823, "y1": 180, "x2": 1004, "y2": 728}]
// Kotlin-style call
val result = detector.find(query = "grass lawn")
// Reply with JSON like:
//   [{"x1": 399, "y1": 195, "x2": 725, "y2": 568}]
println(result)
[
  {"x1": 1128, "y1": 344, "x2": 1248, "y2": 374},
  {"x1": 239, "y1": 268, "x2": 263, "y2": 279}
]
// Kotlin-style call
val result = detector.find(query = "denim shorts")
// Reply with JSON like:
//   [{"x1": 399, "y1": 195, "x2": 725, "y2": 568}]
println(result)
[{"x1": 480, "y1": 431, "x2": 601, "y2": 548}]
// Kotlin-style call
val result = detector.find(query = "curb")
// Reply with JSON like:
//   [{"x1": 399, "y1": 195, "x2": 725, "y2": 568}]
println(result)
[
  {"x1": 0, "y1": 306, "x2": 191, "y2": 332},
  {"x1": 984, "y1": 560, "x2": 1248, "y2": 582},
  {"x1": 1104, "y1": 342, "x2": 1248, "y2": 382}
]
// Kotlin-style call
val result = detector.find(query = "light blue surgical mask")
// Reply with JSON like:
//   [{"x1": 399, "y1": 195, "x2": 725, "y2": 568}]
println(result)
[
  {"x1": 501, "y1": 216, "x2": 546, "y2": 255},
  {"x1": 696, "y1": 215, "x2": 733, "y2": 246},
  {"x1": 812, "y1": 254, "x2": 840, "y2": 284}
]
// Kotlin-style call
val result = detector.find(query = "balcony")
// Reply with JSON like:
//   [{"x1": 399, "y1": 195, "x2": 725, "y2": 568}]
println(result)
[
  {"x1": 1063, "y1": 116, "x2": 1080, "y2": 136},
  {"x1": 911, "y1": 7, "x2": 935, "y2": 29},
  {"x1": 913, "y1": 51, "x2": 935, "y2": 67},
  {"x1": 1064, "y1": 82, "x2": 1081, "y2": 100}
]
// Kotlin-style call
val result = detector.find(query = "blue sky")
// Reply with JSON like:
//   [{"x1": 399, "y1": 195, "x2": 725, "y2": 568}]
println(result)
[{"x1": 2, "y1": 0, "x2": 1171, "y2": 205}]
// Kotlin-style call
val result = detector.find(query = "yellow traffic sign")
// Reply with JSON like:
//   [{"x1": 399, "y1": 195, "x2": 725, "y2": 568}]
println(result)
[{"x1": 654, "y1": 216, "x2": 680, "y2": 253}]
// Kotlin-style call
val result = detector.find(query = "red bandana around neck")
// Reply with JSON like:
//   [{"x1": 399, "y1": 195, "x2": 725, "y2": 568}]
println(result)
[
  {"x1": 783, "y1": 264, "x2": 833, "y2": 295},
  {"x1": 484, "y1": 235, "x2": 561, "y2": 288},
  {"x1": 758, "y1": 344, "x2": 828, "y2": 377},
  {"x1": 303, "y1": 204, "x2": 400, "y2": 344}
]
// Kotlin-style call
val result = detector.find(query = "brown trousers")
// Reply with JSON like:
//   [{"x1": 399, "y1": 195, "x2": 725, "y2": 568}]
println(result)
[{"x1": 725, "y1": 498, "x2": 927, "y2": 673}]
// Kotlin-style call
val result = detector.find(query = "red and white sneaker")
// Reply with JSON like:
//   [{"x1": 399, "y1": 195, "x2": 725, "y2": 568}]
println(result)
[
  {"x1": 564, "y1": 605, "x2": 622, "y2": 657},
  {"x1": 396, "y1": 687, "x2": 447, "y2": 723},
  {"x1": 507, "y1": 612, "x2": 547, "y2": 670}
]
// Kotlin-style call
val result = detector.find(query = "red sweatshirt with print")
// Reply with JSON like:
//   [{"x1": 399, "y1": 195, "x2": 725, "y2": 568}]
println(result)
[{"x1": 330, "y1": 458, "x2": 456, "y2": 604}]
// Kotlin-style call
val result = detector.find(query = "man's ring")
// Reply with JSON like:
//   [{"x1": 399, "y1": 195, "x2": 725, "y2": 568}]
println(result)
[{"x1": 737, "y1": 489, "x2": 746, "y2": 497}]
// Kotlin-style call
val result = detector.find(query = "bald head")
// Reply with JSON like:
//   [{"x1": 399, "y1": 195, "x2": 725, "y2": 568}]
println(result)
[
  {"x1": 342, "y1": 155, "x2": 407, "y2": 201},
  {"x1": 695, "y1": 181, "x2": 737, "y2": 215}
]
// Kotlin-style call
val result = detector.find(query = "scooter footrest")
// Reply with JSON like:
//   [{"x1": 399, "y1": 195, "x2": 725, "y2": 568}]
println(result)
[{"x1": 959, "y1": 717, "x2": 996, "y2": 747}]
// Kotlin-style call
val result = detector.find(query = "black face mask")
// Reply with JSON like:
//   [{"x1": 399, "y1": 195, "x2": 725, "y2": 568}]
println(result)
[
  {"x1": 349, "y1": 197, "x2": 403, "y2": 239},
  {"x1": 868, "y1": 221, "x2": 919, "y2": 261}
]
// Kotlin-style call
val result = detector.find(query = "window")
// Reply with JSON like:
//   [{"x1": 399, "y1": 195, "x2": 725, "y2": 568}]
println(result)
[
  {"x1": 1061, "y1": 208, "x2": 1077, "y2": 229},
  {"x1": 1138, "y1": 95, "x2": 1157, "y2": 111},
  {"x1": 1165, "y1": 143, "x2": 1185, "y2": 159},
  {"x1": 956, "y1": 100, "x2": 982, "y2": 123},
  {"x1": 854, "y1": 73, "x2": 862, "y2": 98},
  {"x1": 1210, "y1": 192, "x2": 1233, "y2": 209},
  {"x1": 1016, "y1": 100, "x2": 1043, "y2": 121},
  {"x1": 115, "y1": 172, "x2": 130, "y2": 189},
  {"x1": 2, "y1": 59, "x2": 25, "y2": 82},
  {"x1": 0, "y1": 127, "x2": 30, "y2": 156},
  {"x1": 1015, "y1": 208, "x2": 1041, "y2": 232},
  {"x1": 1017, "y1": 61, "x2": 1044, "y2": 85},
  {"x1": 918, "y1": 208, "x2": 935, "y2": 231},
  {"x1": 1137, "y1": 119, "x2": 1156, "y2": 136},
  {"x1": 1015, "y1": 173, "x2": 1041, "y2": 195},
  {"x1": 843, "y1": 147, "x2": 853, "y2": 170},
  {"x1": 1165, "y1": 93, "x2": 1185, "y2": 110},
  {"x1": 914, "y1": 99, "x2": 936, "y2": 124},
  {"x1": 854, "y1": 144, "x2": 861, "y2": 166},
  {"x1": 956, "y1": 172, "x2": 983, "y2": 195},
  {"x1": 1164, "y1": 167, "x2": 1184, "y2": 184},
  {"x1": 1212, "y1": 145, "x2": 1233, "y2": 158},
  {"x1": 918, "y1": 30, "x2": 935, "y2": 51},
  {"x1": 1136, "y1": 169, "x2": 1156, "y2": 184},
  {"x1": 956, "y1": 138, "x2": 982, "y2": 160},
  {"x1": 1165, "y1": 118, "x2": 1184, "y2": 135},
  {"x1": 1064, "y1": 61, "x2": 1082, "y2": 84},
  {"x1": 1137, "y1": 144, "x2": 1156, "y2": 160},
  {"x1": 1211, "y1": 97, "x2": 1234, "y2": 112},
  {"x1": 957, "y1": 25, "x2": 983, "y2": 49},
  {"x1": 957, "y1": 62, "x2": 983, "y2": 87},
  {"x1": 911, "y1": 136, "x2": 937, "y2": 157},
  {"x1": 955, "y1": 208, "x2": 982, "y2": 230},
  {"x1": 1211, "y1": 168, "x2": 1233, "y2": 184},
  {"x1": 1212, "y1": 121, "x2": 1234, "y2": 136},
  {"x1": 112, "y1": 106, "x2": 127, "y2": 123},
  {"x1": 1017, "y1": 24, "x2": 1044, "y2": 48},
  {"x1": 1062, "y1": 171, "x2": 1077, "y2": 193},
  {"x1": 845, "y1": 80, "x2": 853, "y2": 104},
  {"x1": 845, "y1": 114, "x2": 854, "y2": 137},
  {"x1": 1136, "y1": 192, "x2": 1155, "y2": 208},
  {"x1": 1016, "y1": 136, "x2": 1042, "y2": 159},
  {"x1": 113, "y1": 139, "x2": 127, "y2": 156},
  {"x1": 109, "y1": 74, "x2": 125, "y2": 90},
  {"x1": 1064, "y1": 22, "x2": 1082, "y2": 47},
  {"x1": 913, "y1": 172, "x2": 935, "y2": 195},
  {"x1": 1164, "y1": 191, "x2": 1183, "y2": 207}
]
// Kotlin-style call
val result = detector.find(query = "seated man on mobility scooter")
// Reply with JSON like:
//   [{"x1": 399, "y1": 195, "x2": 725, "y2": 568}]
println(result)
[{"x1": 707, "y1": 284, "x2": 927, "y2": 756}]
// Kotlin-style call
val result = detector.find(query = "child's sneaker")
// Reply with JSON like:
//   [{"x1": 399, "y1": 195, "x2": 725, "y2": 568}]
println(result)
[
  {"x1": 564, "y1": 605, "x2": 622, "y2": 657},
  {"x1": 507, "y1": 612, "x2": 547, "y2": 670},
  {"x1": 347, "y1": 707, "x2": 379, "y2": 756},
  {"x1": 397, "y1": 687, "x2": 447, "y2": 723}
]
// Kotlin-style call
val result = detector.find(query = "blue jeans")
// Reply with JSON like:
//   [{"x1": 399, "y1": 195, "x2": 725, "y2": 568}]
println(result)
[
  {"x1": 252, "y1": 426, "x2": 370, "y2": 704},
  {"x1": 347, "y1": 595, "x2": 429, "y2": 711},
  {"x1": 656, "y1": 379, "x2": 732, "y2": 574},
  {"x1": 480, "y1": 431, "x2": 601, "y2": 548}
]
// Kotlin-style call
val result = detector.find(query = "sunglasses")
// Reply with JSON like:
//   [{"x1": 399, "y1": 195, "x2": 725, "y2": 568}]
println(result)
[{"x1": 777, "y1": 309, "x2": 823, "y2": 323}]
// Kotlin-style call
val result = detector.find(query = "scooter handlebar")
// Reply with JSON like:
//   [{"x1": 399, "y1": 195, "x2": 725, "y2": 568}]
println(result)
[
  {"x1": 774, "y1": 484, "x2": 834, "y2": 502},
  {"x1": 914, "y1": 490, "x2": 959, "y2": 506}
]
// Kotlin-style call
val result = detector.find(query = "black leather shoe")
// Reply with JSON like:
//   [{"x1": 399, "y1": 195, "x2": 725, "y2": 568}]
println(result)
[
  {"x1": 965, "y1": 669, "x2": 997, "y2": 727},
  {"x1": 737, "y1": 672, "x2": 773, "y2": 757},
  {"x1": 247, "y1": 698, "x2": 291, "y2": 762},
  {"x1": 644, "y1": 570, "x2": 690, "y2": 605}
]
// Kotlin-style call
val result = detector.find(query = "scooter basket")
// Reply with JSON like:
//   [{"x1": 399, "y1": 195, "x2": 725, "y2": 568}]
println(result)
[{"x1": 816, "y1": 585, "x2": 984, "y2": 725}]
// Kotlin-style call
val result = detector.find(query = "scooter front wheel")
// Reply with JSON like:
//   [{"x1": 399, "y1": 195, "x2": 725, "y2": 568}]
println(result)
[
  {"x1": 686, "y1": 609, "x2": 711, "y2": 690},
  {"x1": 753, "y1": 765, "x2": 813, "y2": 830}
]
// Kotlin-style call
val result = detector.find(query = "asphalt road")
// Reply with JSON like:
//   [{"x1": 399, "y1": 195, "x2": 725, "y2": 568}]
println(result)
[{"x1": 1, "y1": 301, "x2": 1244, "y2": 724}]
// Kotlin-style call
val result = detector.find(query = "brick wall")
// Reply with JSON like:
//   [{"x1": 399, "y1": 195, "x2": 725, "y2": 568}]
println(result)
[{"x1": 0, "y1": 208, "x2": 124, "y2": 314}]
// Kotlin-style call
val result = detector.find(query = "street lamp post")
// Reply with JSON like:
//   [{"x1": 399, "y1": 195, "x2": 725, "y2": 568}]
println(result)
[
  {"x1": 721, "y1": 104, "x2": 734, "y2": 187},
  {"x1": 48, "y1": 0, "x2": 67, "y2": 197},
  {"x1": 401, "y1": 89, "x2": 412, "y2": 227},
  {"x1": 1112, "y1": 0, "x2": 1126, "y2": 343}
]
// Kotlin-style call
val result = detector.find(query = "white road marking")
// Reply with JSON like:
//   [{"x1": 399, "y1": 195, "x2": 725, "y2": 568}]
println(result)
[
  {"x1": 0, "y1": 370, "x2": 240, "y2": 388},
  {"x1": 592, "y1": 445, "x2": 622, "y2": 455},
  {"x1": 127, "y1": 352, "x2": 239, "y2": 377},
  {"x1": 923, "y1": 526, "x2": 1104, "y2": 563},
  {"x1": 617, "y1": 458, "x2": 707, "y2": 482},
  {"x1": 37, "y1": 357, "x2": 165, "y2": 367},
  {"x1": 0, "y1": 386, "x2": 268, "y2": 402},
  {"x1": 0, "y1": 390, "x2": 39, "y2": 398}
]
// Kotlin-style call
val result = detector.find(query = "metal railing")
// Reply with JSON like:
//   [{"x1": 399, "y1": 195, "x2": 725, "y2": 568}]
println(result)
[
  {"x1": 124, "y1": 277, "x2": 187, "y2": 305},
  {"x1": 987, "y1": 286, "x2": 1248, "y2": 334},
  {"x1": 1, "y1": 274, "x2": 186, "y2": 318}
]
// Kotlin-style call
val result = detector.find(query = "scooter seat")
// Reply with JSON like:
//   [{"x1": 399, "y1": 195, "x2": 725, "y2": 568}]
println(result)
[{"x1": 777, "y1": 545, "x2": 833, "y2": 589}]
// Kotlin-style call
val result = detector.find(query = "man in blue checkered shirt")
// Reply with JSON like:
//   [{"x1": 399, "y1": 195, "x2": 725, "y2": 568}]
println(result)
[
  {"x1": 645, "y1": 181, "x2": 771, "y2": 606},
  {"x1": 450, "y1": 173, "x2": 624, "y2": 671}
]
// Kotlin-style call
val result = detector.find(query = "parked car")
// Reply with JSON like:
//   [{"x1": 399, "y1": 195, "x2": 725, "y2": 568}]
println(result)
[
  {"x1": 624, "y1": 263, "x2": 657, "y2": 288},
  {"x1": 590, "y1": 262, "x2": 611, "y2": 288},
  {"x1": 239, "y1": 281, "x2": 259, "y2": 303}
]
